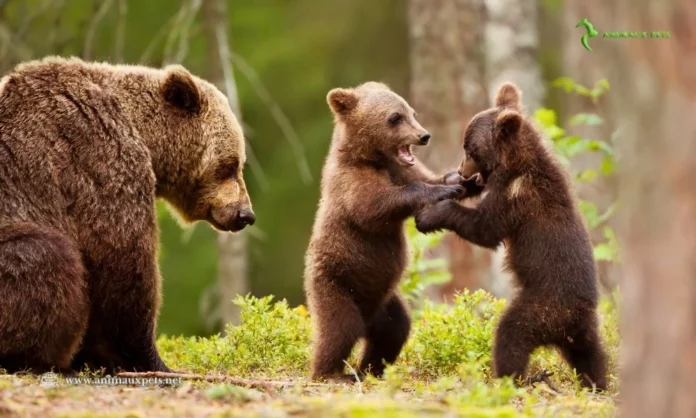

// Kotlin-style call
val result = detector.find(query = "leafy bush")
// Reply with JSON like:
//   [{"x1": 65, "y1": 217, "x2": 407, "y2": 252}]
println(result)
[
  {"x1": 535, "y1": 78, "x2": 620, "y2": 263},
  {"x1": 159, "y1": 291, "x2": 619, "y2": 394}
]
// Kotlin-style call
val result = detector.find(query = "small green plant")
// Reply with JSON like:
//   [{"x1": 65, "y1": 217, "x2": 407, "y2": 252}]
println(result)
[
  {"x1": 535, "y1": 77, "x2": 620, "y2": 263},
  {"x1": 399, "y1": 219, "x2": 452, "y2": 305}
]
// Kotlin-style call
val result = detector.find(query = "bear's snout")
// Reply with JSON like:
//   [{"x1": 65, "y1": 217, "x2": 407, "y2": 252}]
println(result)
[
  {"x1": 236, "y1": 206, "x2": 256, "y2": 228},
  {"x1": 210, "y1": 204, "x2": 255, "y2": 232},
  {"x1": 419, "y1": 133, "x2": 431, "y2": 145}
]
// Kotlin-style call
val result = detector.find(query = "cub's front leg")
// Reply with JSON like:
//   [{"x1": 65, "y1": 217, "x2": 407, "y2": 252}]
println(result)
[{"x1": 415, "y1": 199, "x2": 507, "y2": 249}]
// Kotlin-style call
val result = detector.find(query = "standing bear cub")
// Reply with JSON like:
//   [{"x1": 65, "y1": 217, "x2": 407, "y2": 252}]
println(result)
[
  {"x1": 0, "y1": 57, "x2": 254, "y2": 373},
  {"x1": 304, "y1": 82, "x2": 477, "y2": 381},
  {"x1": 415, "y1": 83, "x2": 608, "y2": 390}
]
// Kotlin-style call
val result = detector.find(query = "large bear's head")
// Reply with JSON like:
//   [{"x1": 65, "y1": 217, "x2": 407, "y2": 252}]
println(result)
[
  {"x1": 153, "y1": 66, "x2": 254, "y2": 232},
  {"x1": 458, "y1": 83, "x2": 525, "y2": 181},
  {"x1": 326, "y1": 82, "x2": 431, "y2": 166}
]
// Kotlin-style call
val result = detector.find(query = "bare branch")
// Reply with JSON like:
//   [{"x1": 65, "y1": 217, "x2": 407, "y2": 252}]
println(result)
[
  {"x1": 163, "y1": 0, "x2": 197, "y2": 64},
  {"x1": 83, "y1": 0, "x2": 115, "y2": 60},
  {"x1": 113, "y1": 0, "x2": 128, "y2": 62},
  {"x1": 139, "y1": 11, "x2": 180, "y2": 64},
  {"x1": 15, "y1": 0, "x2": 53, "y2": 43},
  {"x1": 173, "y1": 0, "x2": 202, "y2": 63},
  {"x1": 230, "y1": 51, "x2": 313, "y2": 185},
  {"x1": 0, "y1": 21, "x2": 33, "y2": 68},
  {"x1": 244, "y1": 141, "x2": 269, "y2": 191},
  {"x1": 208, "y1": 10, "x2": 269, "y2": 191}
]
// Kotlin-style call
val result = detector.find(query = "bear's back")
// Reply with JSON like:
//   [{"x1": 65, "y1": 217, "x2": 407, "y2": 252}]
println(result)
[{"x1": 0, "y1": 59, "x2": 154, "y2": 234}]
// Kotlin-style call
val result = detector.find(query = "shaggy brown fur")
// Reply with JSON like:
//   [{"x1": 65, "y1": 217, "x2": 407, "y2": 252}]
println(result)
[
  {"x1": 0, "y1": 57, "x2": 254, "y2": 373},
  {"x1": 304, "y1": 82, "x2": 480, "y2": 381},
  {"x1": 415, "y1": 83, "x2": 608, "y2": 390}
]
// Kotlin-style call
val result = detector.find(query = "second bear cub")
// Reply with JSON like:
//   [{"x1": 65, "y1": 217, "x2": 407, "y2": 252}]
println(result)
[
  {"x1": 416, "y1": 83, "x2": 608, "y2": 390},
  {"x1": 304, "y1": 82, "x2": 469, "y2": 381}
]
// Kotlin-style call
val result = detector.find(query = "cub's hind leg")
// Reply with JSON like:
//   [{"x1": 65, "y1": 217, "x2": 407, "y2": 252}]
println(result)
[
  {"x1": 359, "y1": 294, "x2": 411, "y2": 377},
  {"x1": 558, "y1": 312, "x2": 608, "y2": 390},
  {"x1": 493, "y1": 298, "x2": 544, "y2": 383},
  {"x1": 309, "y1": 287, "x2": 364, "y2": 381}
]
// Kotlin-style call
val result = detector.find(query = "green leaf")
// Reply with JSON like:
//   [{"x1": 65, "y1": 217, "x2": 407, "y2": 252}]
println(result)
[
  {"x1": 569, "y1": 113, "x2": 603, "y2": 126},
  {"x1": 577, "y1": 169, "x2": 598, "y2": 183},
  {"x1": 600, "y1": 156, "x2": 616, "y2": 175},
  {"x1": 575, "y1": 85, "x2": 592, "y2": 96},
  {"x1": 579, "y1": 200, "x2": 600, "y2": 228},
  {"x1": 551, "y1": 77, "x2": 576, "y2": 93},
  {"x1": 534, "y1": 108, "x2": 558, "y2": 128}
]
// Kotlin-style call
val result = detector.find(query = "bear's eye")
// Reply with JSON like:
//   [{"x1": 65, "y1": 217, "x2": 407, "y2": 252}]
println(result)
[
  {"x1": 216, "y1": 160, "x2": 239, "y2": 180},
  {"x1": 387, "y1": 113, "x2": 402, "y2": 126}
]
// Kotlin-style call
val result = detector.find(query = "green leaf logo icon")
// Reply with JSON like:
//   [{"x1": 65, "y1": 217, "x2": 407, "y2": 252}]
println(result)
[{"x1": 576, "y1": 18, "x2": 599, "y2": 52}]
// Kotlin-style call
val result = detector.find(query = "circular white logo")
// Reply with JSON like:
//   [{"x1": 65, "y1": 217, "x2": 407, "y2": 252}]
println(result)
[{"x1": 39, "y1": 372, "x2": 59, "y2": 388}]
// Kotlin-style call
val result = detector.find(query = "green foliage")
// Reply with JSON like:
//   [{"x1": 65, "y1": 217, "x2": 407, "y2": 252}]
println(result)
[
  {"x1": 158, "y1": 295, "x2": 311, "y2": 376},
  {"x1": 153, "y1": 292, "x2": 620, "y2": 415},
  {"x1": 399, "y1": 220, "x2": 452, "y2": 305},
  {"x1": 535, "y1": 78, "x2": 620, "y2": 263},
  {"x1": 400, "y1": 290, "x2": 503, "y2": 379},
  {"x1": 159, "y1": 292, "x2": 620, "y2": 396},
  {"x1": 552, "y1": 78, "x2": 610, "y2": 104}
]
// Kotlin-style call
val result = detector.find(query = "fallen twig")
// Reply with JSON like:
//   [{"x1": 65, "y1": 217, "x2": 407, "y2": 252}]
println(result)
[{"x1": 528, "y1": 370, "x2": 560, "y2": 393}]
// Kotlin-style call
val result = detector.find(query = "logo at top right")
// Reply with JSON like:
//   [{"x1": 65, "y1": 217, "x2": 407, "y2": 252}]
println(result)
[{"x1": 575, "y1": 18, "x2": 671, "y2": 52}]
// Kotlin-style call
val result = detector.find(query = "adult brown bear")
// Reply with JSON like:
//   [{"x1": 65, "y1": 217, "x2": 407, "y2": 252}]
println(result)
[{"x1": 0, "y1": 57, "x2": 254, "y2": 373}]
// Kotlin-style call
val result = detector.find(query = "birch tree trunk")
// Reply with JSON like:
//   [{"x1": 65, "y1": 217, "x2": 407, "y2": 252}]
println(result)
[
  {"x1": 202, "y1": 0, "x2": 247, "y2": 326},
  {"x1": 408, "y1": 0, "x2": 491, "y2": 300},
  {"x1": 484, "y1": 0, "x2": 542, "y2": 298},
  {"x1": 613, "y1": 0, "x2": 696, "y2": 416}
]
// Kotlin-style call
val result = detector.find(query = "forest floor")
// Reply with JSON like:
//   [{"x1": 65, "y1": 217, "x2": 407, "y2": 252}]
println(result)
[
  {"x1": 0, "y1": 292, "x2": 620, "y2": 417},
  {"x1": 0, "y1": 372, "x2": 617, "y2": 418}
]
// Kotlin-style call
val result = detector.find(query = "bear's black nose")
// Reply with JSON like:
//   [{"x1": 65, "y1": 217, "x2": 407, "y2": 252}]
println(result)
[
  {"x1": 237, "y1": 207, "x2": 256, "y2": 227},
  {"x1": 419, "y1": 133, "x2": 431, "y2": 144}
]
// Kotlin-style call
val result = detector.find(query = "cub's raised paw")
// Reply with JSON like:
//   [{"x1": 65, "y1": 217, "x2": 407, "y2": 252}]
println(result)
[
  {"x1": 415, "y1": 200, "x2": 455, "y2": 233},
  {"x1": 432, "y1": 185, "x2": 465, "y2": 202},
  {"x1": 443, "y1": 169, "x2": 463, "y2": 185},
  {"x1": 462, "y1": 172, "x2": 484, "y2": 187}
]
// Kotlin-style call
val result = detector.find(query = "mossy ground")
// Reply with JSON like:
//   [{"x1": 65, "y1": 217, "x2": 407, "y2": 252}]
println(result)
[{"x1": 0, "y1": 291, "x2": 619, "y2": 417}]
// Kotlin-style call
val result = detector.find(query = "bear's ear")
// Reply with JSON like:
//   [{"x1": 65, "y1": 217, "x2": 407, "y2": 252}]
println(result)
[
  {"x1": 495, "y1": 109, "x2": 522, "y2": 139},
  {"x1": 494, "y1": 82, "x2": 522, "y2": 110},
  {"x1": 162, "y1": 66, "x2": 202, "y2": 115},
  {"x1": 327, "y1": 88, "x2": 358, "y2": 116}
]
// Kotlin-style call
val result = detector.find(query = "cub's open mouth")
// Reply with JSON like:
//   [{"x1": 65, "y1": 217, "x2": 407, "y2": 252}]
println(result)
[{"x1": 397, "y1": 144, "x2": 416, "y2": 166}]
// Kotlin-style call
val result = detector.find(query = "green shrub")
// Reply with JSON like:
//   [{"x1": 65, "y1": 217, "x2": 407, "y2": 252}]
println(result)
[{"x1": 159, "y1": 290, "x2": 619, "y2": 394}]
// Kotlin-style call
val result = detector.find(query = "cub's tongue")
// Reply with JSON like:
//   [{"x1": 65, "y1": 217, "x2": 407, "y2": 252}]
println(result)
[{"x1": 397, "y1": 145, "x2": 416, "y2": 165}]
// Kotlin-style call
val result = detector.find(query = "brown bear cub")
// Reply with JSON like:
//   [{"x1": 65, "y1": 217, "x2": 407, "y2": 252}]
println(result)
[
  {"x1": 305, "y1": 82, "x2": 477, "y2": 381},
  {"x1": 415, "y1": 83, "x2": 608, "y2": 390},
  {"x1": 0, "y1": 57, "x2": 254, "y2": 374}
]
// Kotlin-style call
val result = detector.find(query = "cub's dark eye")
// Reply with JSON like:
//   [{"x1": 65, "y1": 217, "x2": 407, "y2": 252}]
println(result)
[{"x1": 387, "y1": 113, "x2": 402, "y2": 126}]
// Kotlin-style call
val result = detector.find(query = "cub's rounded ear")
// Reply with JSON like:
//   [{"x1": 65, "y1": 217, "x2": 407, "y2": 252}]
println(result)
[
  {"x1": 162, "y1": 66, "x2": 202, "y2": 115},
  {"x1": 494, "y1": 82, "x2": 522, "y2": 110},
  {"x1": 495, "y1": 109, "x2": 522, "y2": 139},
  {"x1": 327, "y1": 88, "x2": 358, "y2": 116}
]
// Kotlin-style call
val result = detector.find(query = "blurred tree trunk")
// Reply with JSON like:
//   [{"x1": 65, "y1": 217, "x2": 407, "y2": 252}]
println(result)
[
  {"x1": 202, "y1": 0, "x2": 247, "y2": 326},
  {"x1": 613, "y1": 0, "x2": 696, "y2": 416},
  {"x1": 484, "y1": 0, "x2": 543, "y2": 298},
  {"x1": 408, "y1": 0, "x2": 490, "y2": 301}
]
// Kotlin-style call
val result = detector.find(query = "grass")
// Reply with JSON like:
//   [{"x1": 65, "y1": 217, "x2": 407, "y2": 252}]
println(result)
[{"x1": 0, "y1": 291, "x2": 619, "y2": 417}]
